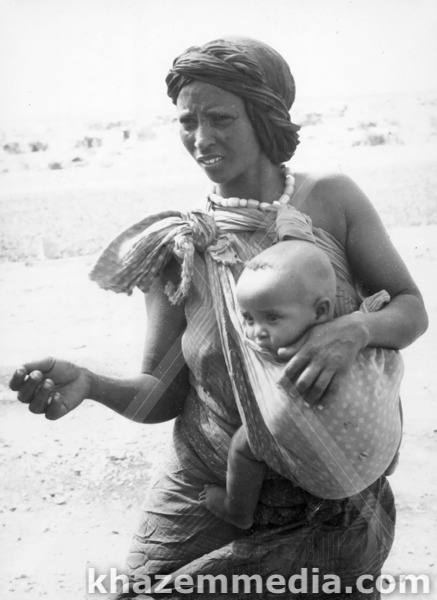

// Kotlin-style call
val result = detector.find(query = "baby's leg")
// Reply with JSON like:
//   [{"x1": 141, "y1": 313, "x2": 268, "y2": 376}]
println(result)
[{"x1": 199, "y1": 425, "x2": 265, "y2": 529}]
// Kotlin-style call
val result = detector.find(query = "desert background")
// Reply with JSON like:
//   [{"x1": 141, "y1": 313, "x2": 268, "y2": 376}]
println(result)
[{"x1": 1, "y1": 1, "x2": 436, "y2": 599}]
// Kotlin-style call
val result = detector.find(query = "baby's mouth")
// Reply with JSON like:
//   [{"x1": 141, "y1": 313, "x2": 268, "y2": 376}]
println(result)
[{"x1": 256, "y1": 339, "x2": 272, "y2": 350}]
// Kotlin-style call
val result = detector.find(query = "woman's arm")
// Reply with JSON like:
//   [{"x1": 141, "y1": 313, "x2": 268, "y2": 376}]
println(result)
[
  {"x1": 342, "y1": 173, "x2": 428, "y2": 347},
  {"x1": 10, "y1": 259, "x2": 190, "y2": 423},
  {"x1": 90, "y1": 260, "x2": 189, "y2": 423},
  {"x1": 279, "y1": 173, "x2": 428, "y2": 403}
]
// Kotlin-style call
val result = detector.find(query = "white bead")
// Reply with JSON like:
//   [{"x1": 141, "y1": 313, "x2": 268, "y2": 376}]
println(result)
[
  {"x1": 259, "y1": 202, "x2": 272, "y2": 211},
  {"x1": 278, "y1": 193, "x2": 290, "y2": 204},
  {"x1": 221, "y1": 198, "x2": 229, "y2": 207},
  {"x1": 239, "y1": 199, "x2": 248, "y2": 207},
  {"x1": 210, "y1": 193, "x2": 221, "y2": 204},
  {"x1": 228, "y1": 197, "x2": 240, "y2": 208},
  {"x1": 247, "y1": 199, "x2": 260, "y2": 209}
]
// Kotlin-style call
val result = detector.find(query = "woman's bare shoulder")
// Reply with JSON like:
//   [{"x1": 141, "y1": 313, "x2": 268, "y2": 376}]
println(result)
[
  {"x1": 294, "y1": 170, "x2": 366, "y2": 205},
  {"x1": 292, "y1": 170, "x2": 361, "y2": 243}
]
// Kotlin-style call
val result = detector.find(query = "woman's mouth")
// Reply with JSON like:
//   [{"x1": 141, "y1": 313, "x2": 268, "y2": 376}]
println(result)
[{"x1": 198, "y1": 155, "x2": 224, "y2": 167}]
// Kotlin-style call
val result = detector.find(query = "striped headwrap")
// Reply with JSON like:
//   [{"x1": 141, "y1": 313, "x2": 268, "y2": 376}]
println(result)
[{"x1": 165, "y1": 37, "x2": 300, "y2": 165}]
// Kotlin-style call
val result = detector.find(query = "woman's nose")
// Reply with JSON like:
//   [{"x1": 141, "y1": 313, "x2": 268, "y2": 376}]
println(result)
[{"x1": 194, "y1": 121, "x2": 215, "y2": 151}]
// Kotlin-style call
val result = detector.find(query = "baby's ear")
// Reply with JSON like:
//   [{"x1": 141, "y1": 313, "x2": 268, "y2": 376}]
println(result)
[{"x1": 315, "y1": 297, "x2": 332, "y2": 321}]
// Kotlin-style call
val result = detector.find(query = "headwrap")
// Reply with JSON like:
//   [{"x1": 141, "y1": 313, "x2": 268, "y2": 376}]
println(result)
[{"x1": 166, "y1": 37, "x2": 300, "y2": 165}]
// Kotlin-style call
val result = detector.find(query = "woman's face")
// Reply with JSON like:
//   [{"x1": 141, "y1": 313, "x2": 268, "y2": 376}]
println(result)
[{"x1": 176, "y1": 81, "x2": 266, "y2": 196}]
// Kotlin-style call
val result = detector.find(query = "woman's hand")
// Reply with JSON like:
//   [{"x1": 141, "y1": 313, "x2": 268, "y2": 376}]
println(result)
[
  {"x1": 277, "y1": 314, "x2": 368, "y2": 405},
  {"x1": 9, "y1": 357, "x2": 91, "y2": 420}
]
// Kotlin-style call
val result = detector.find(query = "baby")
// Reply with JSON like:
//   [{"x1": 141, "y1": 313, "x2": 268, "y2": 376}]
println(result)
[{"x1": 199, "y1": 240, "x2": 403, "y2": 529}]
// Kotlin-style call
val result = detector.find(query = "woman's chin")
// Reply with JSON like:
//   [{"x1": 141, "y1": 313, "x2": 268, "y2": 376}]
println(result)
[
  {"x1": 197, "y1": 160, "x2": 226, "y2": 181},
  {"x1": 202, "y1": 170, "x2": 229, "y2": 186}
]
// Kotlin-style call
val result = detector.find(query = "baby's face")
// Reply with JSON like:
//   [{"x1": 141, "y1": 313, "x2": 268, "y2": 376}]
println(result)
[{"x1": 236, "y1": 270, "x2": 317, "y2": 352}]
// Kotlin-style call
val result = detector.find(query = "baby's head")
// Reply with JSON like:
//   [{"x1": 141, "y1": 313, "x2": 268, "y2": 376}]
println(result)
[{"x1": 236, "y1": 241, "x2": 336, "y2": 352}]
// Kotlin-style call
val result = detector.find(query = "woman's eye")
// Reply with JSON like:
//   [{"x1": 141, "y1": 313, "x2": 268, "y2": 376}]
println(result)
[
  {"x1": 179, "y1": 117, "x2": 196, "y2": 130},
  {"x1": 243, "y1": 315, "x2": 254, "y2": 325},
  {"x1": 212, "y1": 114, "x2": 233, "y2": 126}
]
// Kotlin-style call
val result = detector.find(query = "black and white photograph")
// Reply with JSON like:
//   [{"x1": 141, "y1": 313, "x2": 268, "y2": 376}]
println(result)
[{"x1": 1, "y1": 1, "x2": 436, "y2": 598}]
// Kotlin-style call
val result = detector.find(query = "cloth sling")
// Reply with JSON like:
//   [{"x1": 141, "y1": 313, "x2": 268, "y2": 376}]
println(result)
[{"x1": 90, "y1": 204, "x2": 402, "y2": 499}]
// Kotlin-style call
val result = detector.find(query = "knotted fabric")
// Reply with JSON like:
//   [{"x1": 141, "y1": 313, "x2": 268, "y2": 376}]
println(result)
[
  {"x1": 89, "y1": 209, "x2": 217, "y2": 303},
  {"x1": 166, "y1": 37, "x2": 300, "y2": 164},
  {"x1": 89, "y1": 204, "x2": 315, "y2": 303}
]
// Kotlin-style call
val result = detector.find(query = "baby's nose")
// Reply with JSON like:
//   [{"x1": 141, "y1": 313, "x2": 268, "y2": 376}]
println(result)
[{"x1": 254, "y1": 324, "x2": 268, "y2": 338}]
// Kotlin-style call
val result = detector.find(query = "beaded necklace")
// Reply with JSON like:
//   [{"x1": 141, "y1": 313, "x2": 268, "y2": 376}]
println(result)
[{"x1": 208, "y1": 165, "x2": 295, "y2": 212}]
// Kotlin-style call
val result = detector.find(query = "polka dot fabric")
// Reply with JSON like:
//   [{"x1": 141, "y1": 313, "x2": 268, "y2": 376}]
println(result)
[
  {"x1": 267, "y1": 347, "x2": 403, "y2": 498},
  {"x1": 238, "y1": 292, "x2": 403, "y2": 499}
]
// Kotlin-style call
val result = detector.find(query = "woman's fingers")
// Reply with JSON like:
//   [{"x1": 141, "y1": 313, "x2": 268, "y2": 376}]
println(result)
[
  {"x1": 9, "y1": 357, "x2": 56, "y2": 393},
  {"x1": 9, "y1": 357, "x2": 83, "y2": 421},
  {"x1": 279, "y1": 352, "x2": 337, "y2": 405},
  {"x1": 277, "y1": 334, "x2": 307, "y2": 361},
  {"x1": 16, "y1": 370, "x2": 44, "y2": 404},
  {"x1": 45, "y1": 393, "x2": 67, "y2": 420},
  {"x1": 281, "y1": 354, "x2": 309, "y2": 384},
  {"x1": 12, "y1": 364, "x2": 58, "y2": 415},
  {"x1": 294, "y1": 365, "x2": 320, "y2": 396},
  {"x1": 277, "y1": 346, "x2": 296, "y2": 361},
  {"x1": 298, "y1": 369, "x2": 336, "y2": 406},
  {"x1": 28, "y1": 379, "x2": 55, "y2": 414},
  {"x1": 9, "y1": 366, "x2": 29, "y2": 392},
  {"x1": 24, "y1": 357, "x2": 56, "y2": 376}
]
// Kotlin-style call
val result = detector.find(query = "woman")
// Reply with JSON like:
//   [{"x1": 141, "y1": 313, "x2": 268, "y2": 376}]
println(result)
[{"x1": 10, "y1": 38, "x2": 428, "y2": 599}]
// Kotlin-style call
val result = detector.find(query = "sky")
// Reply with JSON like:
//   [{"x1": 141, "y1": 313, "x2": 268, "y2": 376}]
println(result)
[{"x1": 1, "y1": 0, "x2": 436, "y2": 123}]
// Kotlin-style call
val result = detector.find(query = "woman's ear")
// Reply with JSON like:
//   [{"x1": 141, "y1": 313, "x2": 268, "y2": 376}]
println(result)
[{"x1": 314, "y1": 297, "x2": 332, "y2": 321}]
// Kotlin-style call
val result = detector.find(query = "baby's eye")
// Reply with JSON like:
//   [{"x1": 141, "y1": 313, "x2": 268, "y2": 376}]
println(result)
[
  {"x1": 243, "y1": 315, "x2": 254, "y2": 326},
  {"x1": 266, "y1": 314, "x2": 280, "y2": 324}
]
